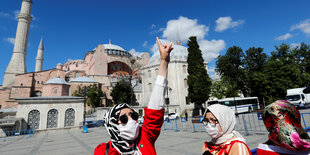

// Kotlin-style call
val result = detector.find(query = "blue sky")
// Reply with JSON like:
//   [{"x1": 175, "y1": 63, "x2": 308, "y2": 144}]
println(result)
[{"x1": 1, "y1": 0, "x2": 310, "y2": 84}]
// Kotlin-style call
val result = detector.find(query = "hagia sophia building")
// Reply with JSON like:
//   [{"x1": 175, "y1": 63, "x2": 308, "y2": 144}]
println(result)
[{"x1": 0, "y1": 0, "x2": 208, "y2": 131}]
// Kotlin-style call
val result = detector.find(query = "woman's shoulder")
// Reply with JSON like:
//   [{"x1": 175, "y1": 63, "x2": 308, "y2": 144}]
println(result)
[
  {"x1": 94, "y1": 142, "x2": 107, "y2": 155},
  {"x1": 229, "y1": 139, "x2": 251, "y2": 155}
]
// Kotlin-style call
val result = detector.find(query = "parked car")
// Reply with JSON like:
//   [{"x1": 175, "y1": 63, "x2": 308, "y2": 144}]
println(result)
[
  {"x1": 81, "y1": 120, "x2": 105, "y2": 128},
  {"x1": 164, "y1": 113, "x2": 180, "y2": 120}
]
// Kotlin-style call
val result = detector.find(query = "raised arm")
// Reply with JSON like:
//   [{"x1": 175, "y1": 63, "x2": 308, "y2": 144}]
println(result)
[{"x1": 147, "y1": 37, "x2": 173, "y2": 109}]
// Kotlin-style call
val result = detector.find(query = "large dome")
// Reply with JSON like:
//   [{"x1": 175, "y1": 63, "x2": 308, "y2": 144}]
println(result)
[
  {"x1": 46, "y1": 77, "x2": 68, "y2": 85},
  {"x1": 103, "y1": 44, "x2": 125, "y2": 52},
  {"x1": 70, "y1": 76, "x2": 97, "y2": 83},
  {"x1": 148, "y1": 45, "x2": 188, "y2": 66},
  {"x1": 102, "y1": 43, "x2": 132, "y2": 57}
]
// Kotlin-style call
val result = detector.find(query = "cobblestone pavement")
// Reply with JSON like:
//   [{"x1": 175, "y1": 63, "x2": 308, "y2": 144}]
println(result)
[{"x1": 0, "y1": 127, "x2": 268, "y2": 155}]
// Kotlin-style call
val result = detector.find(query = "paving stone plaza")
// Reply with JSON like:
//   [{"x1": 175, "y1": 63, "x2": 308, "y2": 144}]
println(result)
[
  {"x1": 1, "y1": 108, "x2": 310, "y2": 155},
  {"x1": 0, "y1": 127, "x2": 268, "y2": 155}
]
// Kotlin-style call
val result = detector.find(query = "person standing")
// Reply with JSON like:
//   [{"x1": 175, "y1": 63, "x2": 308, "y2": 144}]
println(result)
[
  {"x1": 256, "y1": 100, "x2": 310, "y2": 155},
  {"x1": 94, "y1": 37, "x2": 173, "y2": 155},
  {"x1": 202, "y1": 104, "x2": 251, "y2": 155}
]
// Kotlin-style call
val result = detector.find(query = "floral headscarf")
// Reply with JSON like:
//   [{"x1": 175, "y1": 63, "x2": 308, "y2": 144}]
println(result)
[{"x1": 263, "y1": 100, "x2": 310, "y2": 151}]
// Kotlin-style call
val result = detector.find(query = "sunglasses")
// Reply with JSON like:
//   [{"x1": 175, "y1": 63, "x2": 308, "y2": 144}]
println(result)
[{"x1": 119, "y1": 111, "x2": 138, "y2": 124}]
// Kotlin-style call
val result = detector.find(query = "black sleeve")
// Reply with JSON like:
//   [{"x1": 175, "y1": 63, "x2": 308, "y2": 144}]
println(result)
[{"x1": 202, "y1": 150, "x2": 212, "y2": 155}]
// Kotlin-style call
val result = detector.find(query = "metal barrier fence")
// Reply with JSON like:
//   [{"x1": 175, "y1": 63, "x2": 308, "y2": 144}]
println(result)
[
  {"x1": 0, "y1": 129, "x2": 35, "y2": 141},
  {"x1": 163, "y1": 112, "x2": 310, "y2": 134}
]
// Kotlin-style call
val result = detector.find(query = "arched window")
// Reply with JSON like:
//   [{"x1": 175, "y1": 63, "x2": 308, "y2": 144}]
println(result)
[
  {"x1": 34, "y1": 91, "x2": 42, "y2": 97},
  {"x1": 28, "y1": 110, "x2": 40, "y2": 129},
  {"x1": 184, "y1": 79, "x2": 188, "y2": 89},
  {"x1": 47, "y1": 109, "x2": 58, "y2": 128},
  {"x1": 75, "y1": 72, "x2": 80, "y2": 78},
  {"x1": 148, "y1": 70, "x2": 151, "y2": 78},
  {"x1": 155, "y1": 68, "x2": 159, "y2": 76},
  {"x1": 65, "y1": 108, "x2": 75, "y2": 127},
  {"x1": 148, "y1": 83, "x2": 152, "y2": 92},
  {"x1": 53, "y1": 88, "x2": 58, "y2": 94},
  {"x1": 183, "y1": 65, "x2": 187, "y2": 73}
]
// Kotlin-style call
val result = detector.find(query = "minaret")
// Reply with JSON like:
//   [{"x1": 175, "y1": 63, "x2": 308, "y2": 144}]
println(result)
[
  {"x1": 35, "y1": 37, "x2": 44, "y2": 72},
  {"x1": 2, "y1": 0, "x2": 32, "y2": 87}
]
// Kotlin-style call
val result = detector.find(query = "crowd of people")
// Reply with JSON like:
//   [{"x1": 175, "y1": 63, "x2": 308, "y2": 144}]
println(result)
[{"x1": 94, "y1": 37, "x2": 310, "y2": 155}]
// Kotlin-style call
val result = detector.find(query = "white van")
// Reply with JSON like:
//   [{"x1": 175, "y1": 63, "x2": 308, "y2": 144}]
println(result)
[{"x1": 286, "y1": 87, "x2": 310, "y2": 108}]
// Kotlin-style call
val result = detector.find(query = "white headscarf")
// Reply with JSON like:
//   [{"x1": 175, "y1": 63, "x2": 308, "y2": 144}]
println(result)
[{"x1": 205, "y1": 104, "x2": 244, "y2": 145}]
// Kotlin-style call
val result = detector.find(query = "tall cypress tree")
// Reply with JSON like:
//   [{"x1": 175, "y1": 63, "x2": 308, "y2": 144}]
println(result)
[{"x1": 187, "y1": 36, "x2": 212, "y2": 116}]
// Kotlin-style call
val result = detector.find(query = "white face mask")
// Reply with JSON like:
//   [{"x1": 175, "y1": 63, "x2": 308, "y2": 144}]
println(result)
[
  {"x1": 204, "y1": 123, "x2": 222, "y2": 139},
  {"x1": 118, "y1": 119, "x2": 140, "y2": 141}
]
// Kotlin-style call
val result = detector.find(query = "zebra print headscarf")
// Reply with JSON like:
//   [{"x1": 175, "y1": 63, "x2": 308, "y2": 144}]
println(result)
[{"x1": 104, "y1": 103, "x2": 137, "y2": 154}]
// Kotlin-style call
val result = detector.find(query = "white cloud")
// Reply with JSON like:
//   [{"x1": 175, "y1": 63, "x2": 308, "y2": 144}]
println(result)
[
  {"x1": 150, "y1": 16, "x2": 226, "y2": 62},
  {"x1": 215, "y1": 16, "x2": 244, "y2": 32},
  {"x1": 0, "y1": 12, "x2": 10, "y2": 18},
  {"x1": 290, "y1": 43, "x2": 300, "y2": 49},
  {"x1": 0, "y1": 10, "x2": 36, "y2": 21},
  {"x1": 150, "y1": 24, "x2": 156, "y2": 29},
  {"x1": 4, "y1": 37, "x2": 15, "y2": 45},
  {"x1": 129, "y1": 49, "x2": 145, "y2": 57},
  {"x1": 275, "y1": 33, "x2": 292, "y2": 41},
  {"x1": 290, "y1": 19, "x2": 310, "y2": 36},
  {"x1": 199, "y1": 39, "x2": 226, "y2": 62},
  {"x1": 142, "y1": 41, "x2": 148, "y2": 48},
  {"x1": 13, "y1": 10, "x2": 19, "y2": 20},
  {"x1": 162, "y1": 16, "x2": 209, "y2": 42},
  {"x1": 207, "y1": 67, "x2": 221, "y2": 80}
]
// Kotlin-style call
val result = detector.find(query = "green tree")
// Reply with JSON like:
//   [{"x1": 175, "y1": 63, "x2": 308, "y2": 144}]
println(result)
[
  {"x1": 72, "y1": 84, "x2": 104, "y2": 107},
  {"x1": 86, "y1": 84, "x2": 104, "y2": 107},
  {"x1": 244, "y1": 47, "x2": 268, "y2": 106},
  {"x1": 72, "y1": 85, "x2": 84, "y2": 97},
  {"x1": 216, "y1": 46, "x2": 248, "y2": 96},
  {"x1": 187, "y1": 36, "x2": 212, "y2": 116},
  {"x1": 264, "y1": 43, "x2": 305, "y2": 103},
  {"x1": 210, "y1": 80, "x2": 226, "y2": 99},
  {"x1": 111, "y1": 79, "x2": 137, "y2": 105},
  {"x1": 210, "y1": 78, "x2": 239, "y2": 99}
]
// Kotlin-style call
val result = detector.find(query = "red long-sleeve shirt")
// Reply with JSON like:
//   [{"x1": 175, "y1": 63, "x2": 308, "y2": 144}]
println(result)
[{"x1": 94, "y1": 108, "x2": 164, "y2": 155}]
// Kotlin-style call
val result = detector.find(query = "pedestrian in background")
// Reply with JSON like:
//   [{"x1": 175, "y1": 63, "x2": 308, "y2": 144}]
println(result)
[
  {"x1": 256, "y1": 100, "x2": 310, "y2": 155},
  {"x1": 202, "y1": 104, "x2": 251, "y2": 155}
]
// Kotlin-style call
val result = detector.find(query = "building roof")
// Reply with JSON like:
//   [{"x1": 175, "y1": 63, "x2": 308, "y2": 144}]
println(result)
[
  {"x1": 0, "y1": 107, "x2": 17, "y2": 113},
  {"x1": 103, "y1": 44, "x2": 126, "y2": 52},
  {"x1": 70, "y1": 76, "x2": 97, "y2": 83},
  {"x1": 46, "y1": 77, "x2": 68, "y2": 85},
  {"x1": 148, "y1": 44, "x2": 189, "y2": 66}
]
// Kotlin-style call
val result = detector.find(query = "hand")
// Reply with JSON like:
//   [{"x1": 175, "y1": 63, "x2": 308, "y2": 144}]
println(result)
[{"x1": 156, "y1": 37, "x2": 173, "y2": 63}]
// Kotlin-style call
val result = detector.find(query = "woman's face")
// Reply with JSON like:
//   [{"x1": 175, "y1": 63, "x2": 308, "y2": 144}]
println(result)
[
  {"x1": 118, "y1": 108, "x2": 135, "y2": 124},
  {"x1": 205, "y1": 112, "x2": 222, "y2": 132}
]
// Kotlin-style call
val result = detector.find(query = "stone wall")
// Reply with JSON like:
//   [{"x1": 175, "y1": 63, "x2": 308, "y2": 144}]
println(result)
[{"x1": 16, "y1": 97, "x2": 85, "y2": 130}]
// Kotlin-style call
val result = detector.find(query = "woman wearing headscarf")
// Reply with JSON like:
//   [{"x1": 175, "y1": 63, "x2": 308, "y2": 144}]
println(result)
[
  {"x1": 202, "y1": 104, "x2": 251, "y2": 155},
  {"x1": 94, "y1": 37, "x2": 173, "y2": 155},
  {"x1": 257, "y1": 100, "x2": 310, "y2": 155}
]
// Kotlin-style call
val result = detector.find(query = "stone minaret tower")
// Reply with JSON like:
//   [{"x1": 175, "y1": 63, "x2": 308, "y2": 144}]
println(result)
[
  {"x1": 35, "y1": 37, "x2": 44, "y2": 72},
  {"x1": 2, "y1": 0, "x2": 32, "y2": 87}
]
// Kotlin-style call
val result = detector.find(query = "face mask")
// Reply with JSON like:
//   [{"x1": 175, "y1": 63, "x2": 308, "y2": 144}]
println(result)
[
  {"x1": 204, "y1": 123, "x2": 222, "y2": 139},
  {"x1": 118, "y1": 119, "x2": 140, "y2": 141}
]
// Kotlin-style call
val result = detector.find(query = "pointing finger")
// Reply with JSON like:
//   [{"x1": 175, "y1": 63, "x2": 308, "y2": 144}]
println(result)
[{"x1": 156, "y1": 37, "x2": 162, "y2": 48}]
